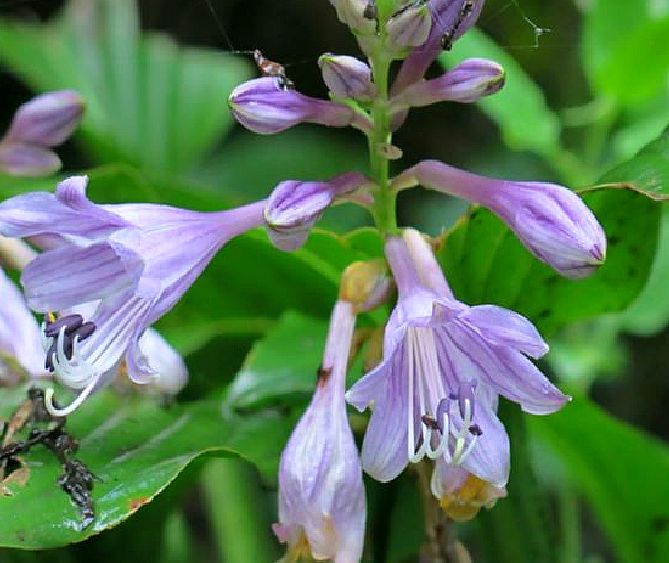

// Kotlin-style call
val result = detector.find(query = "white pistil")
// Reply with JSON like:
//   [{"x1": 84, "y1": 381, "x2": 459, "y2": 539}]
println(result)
[{"x1": 45, "y1": 376, "x2": 99, "y2": 417}]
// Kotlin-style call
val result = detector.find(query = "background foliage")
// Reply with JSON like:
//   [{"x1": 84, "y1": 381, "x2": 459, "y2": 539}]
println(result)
[{"x1": 1, "y1": 0, "x2": 668, "y2": 561}]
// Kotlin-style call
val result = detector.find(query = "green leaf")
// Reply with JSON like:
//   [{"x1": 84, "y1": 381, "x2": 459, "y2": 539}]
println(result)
[
  {"x1": 582, "y1": 0, "x2": 669, "y2": 106},
  {"x1": 0, "y1": 387, "x2": 293, "y2": 549},
  {"x1": 227, "y1": 312, "x2": 329, "y2": 410},
  {"x1": 437, "y1": 186, "x2": 660, "y2": 335},
  {"x1": 529, "y1": 398, "x2": 669, "y2": 563},
  {"x1": 440, "y1": 28, "x2": 560, "y2": 157},
  {"x1": 0, "y1": 0, "x2": 249, "y2": 174}
]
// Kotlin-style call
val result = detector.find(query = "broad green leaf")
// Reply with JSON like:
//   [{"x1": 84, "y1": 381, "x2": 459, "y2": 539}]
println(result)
[
  {"x1": 437, "y1": 186, "x2": 660, "y2": 335},
  {"x1": 582, "y1": 0, "x2": 669, "y2": 106},
  {"x1": 600, "y1": 127, "x2": 669, "y2": 334},
  {"x1": 440, "y1": 28, "x2": 560, "y2": 157},
  {"x1": 0, "y1": 387, "x2": 293, "y2": 549},
  {"x1": 529, "y1": 398, "x2": 669, "y2": 563},
  {"x1": 0, "y1": 0, "x2": 249, "y2": 174},
  {"x1": 227, "y1": 312, "x2": 329, "y2": 410}
]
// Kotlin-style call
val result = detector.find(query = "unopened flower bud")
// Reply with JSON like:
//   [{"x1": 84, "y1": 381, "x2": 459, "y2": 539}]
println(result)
[
  {"x1": 4, "y1": 90, "x2": 85, "y2": 147},
  {"x1": 274, "y1": 300, "x2": 365, "y2": 562},
  {"x1": 391, "y1": 58, "x2": 504, "y2": 112},
  {"x1": 387, "y1": 1, "x2": 432, "y2": 49},
  {"x1": 340, "y1": 260, "x2": 392, "y2": 312},
  {"x1": 264, "y1": 172, "x2": 369, "y2": 251},
  {"x1": 319, "y1": 54, "x2": 376, "y2": 101},
  {"x1": 0, "y1": 142, "x2": 61, "y2": 176},
  {"x1": 329, "y1": 0, "x2": 377, "y2": 35},
  {"x1": 395, "y1": 161, "x2": 607, "y2": 278},
  {"x1": 229, "y1": 77, "x2": 371, "y2": 135}
]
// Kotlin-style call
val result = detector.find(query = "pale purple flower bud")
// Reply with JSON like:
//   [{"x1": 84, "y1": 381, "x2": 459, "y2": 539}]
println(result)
[
  {"x1": 391, "y1": 58, "x2": 504, "y2": 112},
  {"x1": 229, "y1": 78, "x2": 372, "y2": 135},
  {"x1": 347, "y1": 236, "x2": 567, "y2": 485},
  {"x1": 4, "y1": 90, "x2": 84, "y2": 147},
  {"x1": 0, "y1": 142, "x2": 61, "y2": 176},
  {"x1": 392, "y1": 0, "x2": 486, "y2": 94},
  {"x1": 0, "y1": 175, "x2": 265, "y2": 415},
  {"x1": 274, "y1": 301, "x2": 365, "y2": 562},
  {"x1": 328, "y1": 0, "x2": 377, "y2": 35},
  {"x1": 133, "y1": 329, "x2": 188, "y2": 395},
  {"x1": 395, "y1": 161, "x2": 606, "y2": 279},
  {"x1": 264, "y1": 172, "x2": 369, "y2": 251},
  {"x1": 319, "y1": 54, "x2": 376, "y2": 102},
  {"x1": 387, "y1": 1, "x2": 433, "y2": 49}
]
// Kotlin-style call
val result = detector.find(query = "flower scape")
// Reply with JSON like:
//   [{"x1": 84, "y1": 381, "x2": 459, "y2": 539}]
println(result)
[{"x1": 0, "y1": 1, "x2": 609, "y2": 561}]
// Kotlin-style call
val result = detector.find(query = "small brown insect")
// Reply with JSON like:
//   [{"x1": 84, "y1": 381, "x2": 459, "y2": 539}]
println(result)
[{"x1": 253, "y1": 49, "x2": 295, "y2": 90}]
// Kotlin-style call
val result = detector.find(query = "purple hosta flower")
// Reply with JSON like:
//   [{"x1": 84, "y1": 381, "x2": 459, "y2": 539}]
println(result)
[
  {"x1": 431, "y1": 462, "x2": 506, "y2": 521},
  {"x1": 274, "y1": 300, "x2": 365, "y2": 562},
  {"x1": 0, "y1": 266, "x2": 47, "y2": 384},
  {"x1": 229, "y1": 77, "x2": 372, "y2": 135},
  {"x1": 0, "y1": 175, "x2": 264, "y2": 414},
  {"x1": 264, "y1": 172, "x2": 371, "y2": 251},
  {"x1": 391, "y1": 58, "x2": 504, "y2": 114},
  {"x1": 392, "y1": 0, "x2": 486, "y2": 95},
  {"x1": 394, "y1": 161, "x2": 606, "y2": 278},
  {"x1": 387, "y1": 0, "x2": 433, "y2": 50},
  {"x1": 319, "y1": 54, "x2": 376, "y2": 102},
  {"x1": 346, "y1": 235, "x2": 568, "y2": 486},
  {"x1": 0, "y1": 90, "x2": 84, "y2": 176}
]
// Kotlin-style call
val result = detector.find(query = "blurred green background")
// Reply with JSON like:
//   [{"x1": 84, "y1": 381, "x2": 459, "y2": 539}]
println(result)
[{"x1": 0, "y1": 0, "x2": 669, "y2": 561}]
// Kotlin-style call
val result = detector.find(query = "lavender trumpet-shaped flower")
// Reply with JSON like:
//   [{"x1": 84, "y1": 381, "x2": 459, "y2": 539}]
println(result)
[
  {"x1": 347, "y1": 233, "x2": 568, "y2": 485},
  {"x1": 390, "y1": 58, "x2": 504, "y2": 112},
  {"x1": 392, "y1": 0, "x2": 487, "y2": 95},
  {"x1": 264, "y1": 172, "x2": 371, "y2": 251},
  {"x1": 394, "y1": 161, "x2": 606, "y2": 278},
  {"x1": 0, "y1": 90, "x2": 85, "y2": 176},
  {"x1": 0, "y1": 176, "x2": 264, "y2": 414},
  {"x1": 274, "y1": 300, "x2": 365, "y2": 563},
  {"x1": 229, "y1": 77, "x2": 372, "y2": 135},
  {"x1": 319, "y1": 54, "x2": 376, "y2": 102}
]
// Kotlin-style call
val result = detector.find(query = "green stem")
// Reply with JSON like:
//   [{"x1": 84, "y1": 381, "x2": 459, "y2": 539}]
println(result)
[
  {"x1": 559, "y1": 485, "x2": 582, "y2": 563},
  {"x1": 202, "y1": 458, "x2": 278, "y2": 563},
  {"x1": 368, "y1": 47, "x2": 398, "y2": 236}
]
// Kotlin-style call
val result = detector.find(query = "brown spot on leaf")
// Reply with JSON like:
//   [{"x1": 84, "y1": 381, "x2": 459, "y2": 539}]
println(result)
[{"x1": 129, "y1": 496, "x2": 150, "y2": 512}]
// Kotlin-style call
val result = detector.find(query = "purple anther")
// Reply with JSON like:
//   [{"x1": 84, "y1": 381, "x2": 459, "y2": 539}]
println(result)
[
  {"x1": 73, "y1": 321, "x2": 96, "y2": 342},
  {"x1": 45, "y1": 314, "x2": 83, "y2": 337},
  {"x1": 457, "y1": 380, "x2": 476, "y2": 420},
  {"x1": 469, "y1": 424, "x2": 482, "y2": 436},
  {"x1": 45, "y1": 340, "x2": 57, "y2": 372},
  {"x1": 436, "y1": 398, "x2": 450, "y2": 434}
]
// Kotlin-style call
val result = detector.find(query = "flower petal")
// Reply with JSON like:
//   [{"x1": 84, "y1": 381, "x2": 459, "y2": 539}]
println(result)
[
  {"x1": 0, "y1": 176, "x2": 130, "y2": 242},
  {"x1": 0, "y1": 267, "x2": 45, "y2": 376},
  {"x1": 21, "y1": 242, "x2": 143, "y2": 311},
  {"x1": 458, "y1": 304, "x2": 549, "y2": 358},
  {"x1": 352, "y1": 342, "x2": 410, "y2": 482}
]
